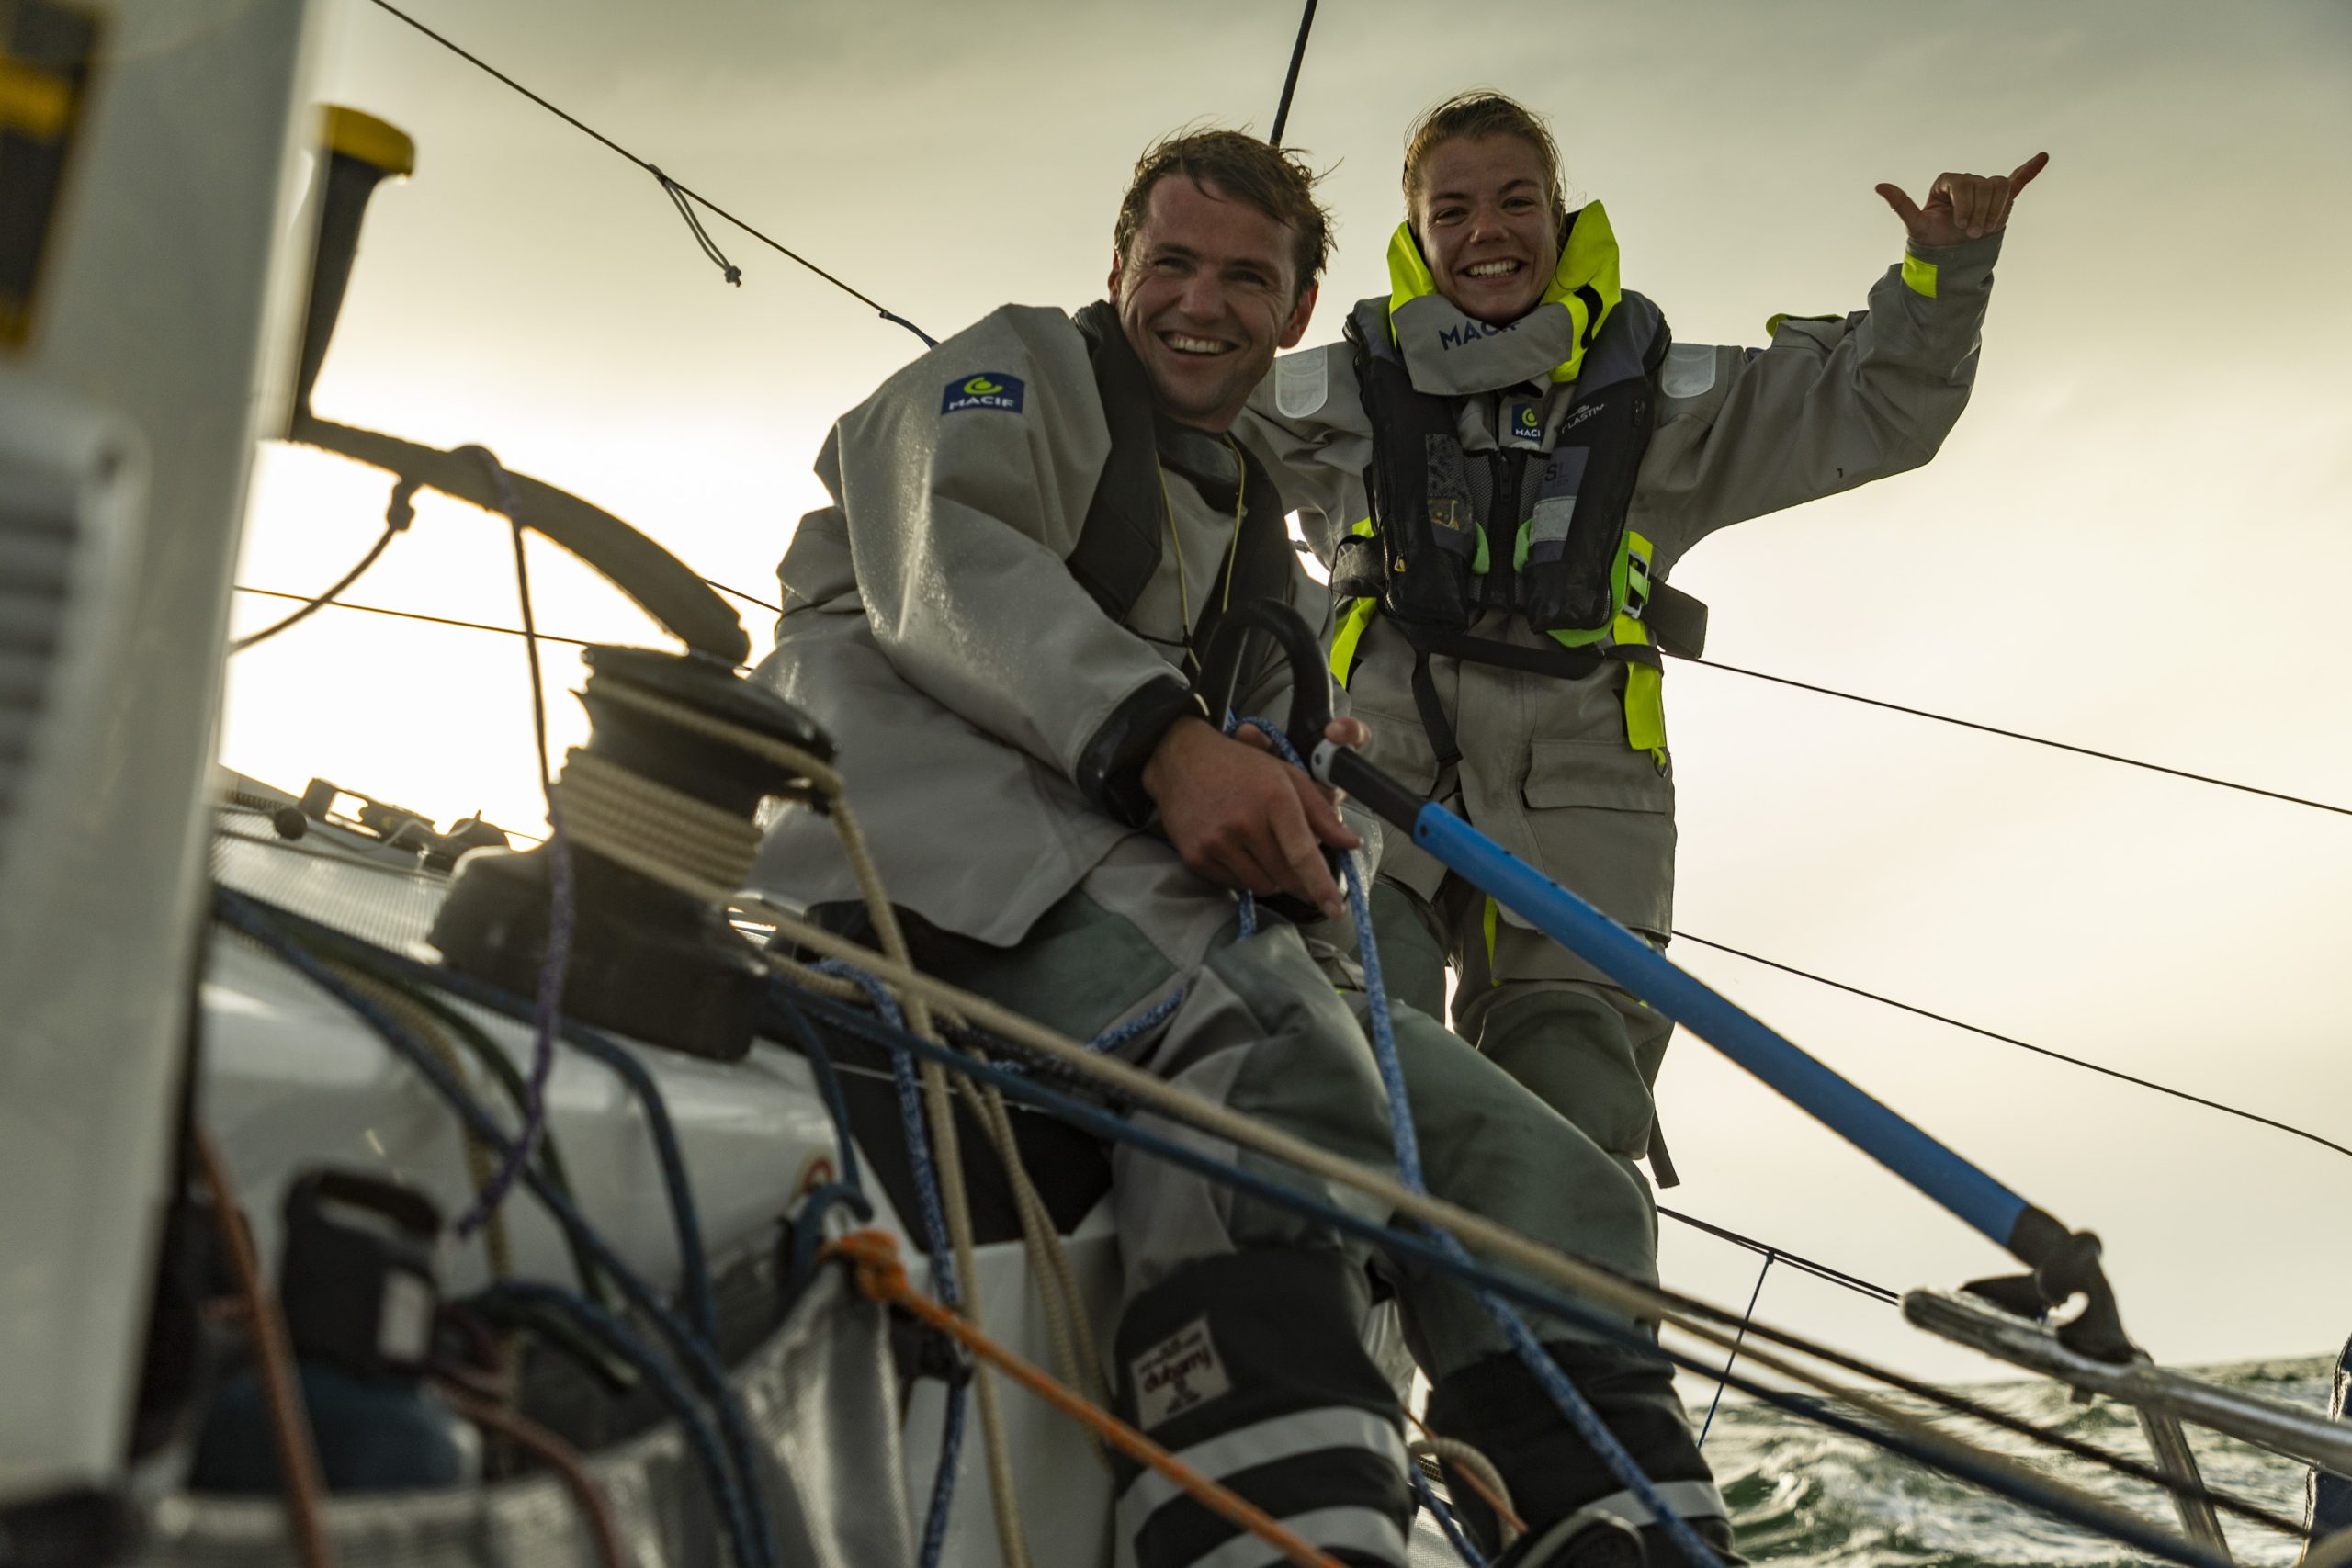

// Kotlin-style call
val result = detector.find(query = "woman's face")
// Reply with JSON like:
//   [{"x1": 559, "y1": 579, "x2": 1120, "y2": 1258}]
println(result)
[{"x1": 1410, "y1": 134, "x2": 1562, "y2": 326}]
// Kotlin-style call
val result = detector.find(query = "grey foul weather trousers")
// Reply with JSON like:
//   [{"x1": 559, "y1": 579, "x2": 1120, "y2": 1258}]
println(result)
[
  {"x1": 899, "y1": 835, "x2": 1711, "y2": 1568},
  {"x1": 1370, "y1": 876, "x2": 1679, "y2": 1190}
]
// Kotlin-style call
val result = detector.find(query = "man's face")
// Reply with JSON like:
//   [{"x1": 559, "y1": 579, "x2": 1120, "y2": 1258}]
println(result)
[
  {"x1": 1410, "y1": 134, "x2": 1562, "y2": 326},
  {"x1": 1108, "y1": 175, "x2": 1317, "y2": 432}
]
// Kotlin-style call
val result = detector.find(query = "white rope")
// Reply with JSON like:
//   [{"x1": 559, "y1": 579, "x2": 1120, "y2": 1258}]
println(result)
[
  {"x1": 555, "y1": 750, "x2": 760, "y2": 894},
  {"x1": 1409, "y1": 1437, "x2": 1521, "y2": 1551}
]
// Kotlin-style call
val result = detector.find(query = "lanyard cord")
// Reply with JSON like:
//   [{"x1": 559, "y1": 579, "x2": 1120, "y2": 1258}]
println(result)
[{"x1": 1153, "y1": 446, "x2": 1249, "y2": 674}]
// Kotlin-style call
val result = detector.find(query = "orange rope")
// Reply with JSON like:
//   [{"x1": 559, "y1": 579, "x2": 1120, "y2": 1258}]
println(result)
[
  {"x1": 824, "y1": 1231, "x2": 1343, "y2": 1568},
  {"x1": 194, "y1": 1127, "x2": 337, "y2": 1568}
]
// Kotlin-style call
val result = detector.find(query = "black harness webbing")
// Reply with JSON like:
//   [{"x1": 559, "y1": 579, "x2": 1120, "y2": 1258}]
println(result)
[{"x1": 1067, "y1": 300, "x2": 1294, "y2": 705}]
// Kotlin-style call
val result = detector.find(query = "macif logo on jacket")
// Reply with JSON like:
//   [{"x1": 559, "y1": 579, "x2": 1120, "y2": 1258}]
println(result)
[
  {"x1": 943, "y1": 372, "x2": 1025, "y2": 414},
  {"x1": 1437, "y1": 319, "x2": 1520, "y2": 352}
]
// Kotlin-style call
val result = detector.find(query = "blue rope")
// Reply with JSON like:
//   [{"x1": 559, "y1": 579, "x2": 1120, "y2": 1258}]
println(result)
[
  {"x1": 216, "y1": 890, "x2": 778, "y2": 1568},
  {"x1": 786, "y1": 986, "x2": 2231, "y2": 1568},
  {"x1": 1411, "y1": 1466, "x2": 1491, "y2": 1568},
  {"x1": 763, "y1": 983, "x2": 865, "y2": 1199},
  {"x1": 1086, "y1": 987, "x2": 1186, "y2": 1054},
  {"x1": 481, "y1": 1280, "x2": 760, "y2": 1564},
  {"x1": 812, "y1": 960, "x2": 965, "y2": 1568},
  {"x1": 1231, "y1": 717, "x2": 1723, "y2": 1568},
  {"x1": 244, "y1": 896, "x2": 720, "y2": 1348},
  {"x1": 980, "y1": 986, "x2": 1188, "y2": 1077}
]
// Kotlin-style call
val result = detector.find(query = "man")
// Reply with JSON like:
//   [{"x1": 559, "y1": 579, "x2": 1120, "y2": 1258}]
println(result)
[
  {"x1": 752, "y1": 130, "x2": 1736, "y2": 1568},
  {"x1": 1239, "y1": 91, "x2": 2042, "y2": 1205}
]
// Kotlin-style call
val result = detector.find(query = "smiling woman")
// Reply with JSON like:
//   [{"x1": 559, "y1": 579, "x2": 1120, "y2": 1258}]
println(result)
[{"x1": 1404, "y1": 94, "x2": 1569, "y2": 325}]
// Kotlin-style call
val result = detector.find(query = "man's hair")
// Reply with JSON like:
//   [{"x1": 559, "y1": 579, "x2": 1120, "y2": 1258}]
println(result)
[
  {"x1": 1401, "y1": 90, "x2": 1569, "y2": 233},
  {"x1": 1114, "y1": 130, "x2": 1331, "y2": 300}
]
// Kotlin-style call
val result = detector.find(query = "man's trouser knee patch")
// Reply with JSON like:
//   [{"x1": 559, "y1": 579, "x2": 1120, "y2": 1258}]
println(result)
[
  {"x1": 1113, "y1": 1249, "x2": 1411, "y2": 1567},
  {"x1": 1477, "y1": 987, "x2": 1657, "y2": 1163}
]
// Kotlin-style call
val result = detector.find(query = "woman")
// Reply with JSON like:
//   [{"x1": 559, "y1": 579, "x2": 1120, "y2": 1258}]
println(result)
[{"x1": 1239, "y1": 91, "x2": 2041, "y2": 1194}]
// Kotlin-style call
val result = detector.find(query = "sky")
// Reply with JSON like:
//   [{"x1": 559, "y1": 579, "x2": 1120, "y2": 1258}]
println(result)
[{"x1": 222, "y1": 0, "x2": 2352, "y2": 1389}]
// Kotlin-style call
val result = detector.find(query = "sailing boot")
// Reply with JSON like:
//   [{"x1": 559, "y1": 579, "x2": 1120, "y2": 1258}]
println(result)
[
  {"x1": 1112, "y1": 1247, "x2": 1410, "y2": 1568},
  {"x1": 1427, "y1": 1338, "x2": 1743, "y2": 1566}
]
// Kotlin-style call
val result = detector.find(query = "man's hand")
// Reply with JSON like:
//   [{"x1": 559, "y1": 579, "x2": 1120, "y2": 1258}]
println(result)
[
  {"x1": 1878, "y1": 152, "x2": 2048, "y2": 246},
  {"x1": 1142, "y1": 716, "x2": 1368, "y2": 920}
]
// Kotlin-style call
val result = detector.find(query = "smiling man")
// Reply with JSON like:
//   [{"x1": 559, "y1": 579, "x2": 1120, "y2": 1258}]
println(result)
[{"x1": 752, "y1": 129, "x2": 1738, "y2": 1568}]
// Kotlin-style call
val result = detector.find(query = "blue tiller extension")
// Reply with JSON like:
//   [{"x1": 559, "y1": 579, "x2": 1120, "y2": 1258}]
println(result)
[{"x1": 1201, "y1": 602, "x2": 2136, "y2": 1363}]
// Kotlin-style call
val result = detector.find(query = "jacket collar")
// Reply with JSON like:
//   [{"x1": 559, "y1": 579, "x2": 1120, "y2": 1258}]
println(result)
[{"x1": 1382, "y1": 200, "x2": 1623, "y2": 396}]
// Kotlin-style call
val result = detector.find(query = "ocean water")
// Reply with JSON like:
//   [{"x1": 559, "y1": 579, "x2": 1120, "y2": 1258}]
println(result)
[{"x1": 1408, "y1": 1357, "x2": 2334, "y2": 1567}]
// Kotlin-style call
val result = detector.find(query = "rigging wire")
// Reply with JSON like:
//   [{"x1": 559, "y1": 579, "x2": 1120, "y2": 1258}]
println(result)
[
  {"x1": 360, "y1": 0, "x2": 934, "y2": 345},
  {"x1": 1268, "y1": 0, "x2": 1319, "y2": 146},
  {"x1": 233, "y1": 585, "x2": 598, "y2": 650},
  {"x1": 1696, "y1": 1252, "x2": 1772, "y2": 1447},
  {"x1": 1672, "y1": 931, "x2": 2352, "y2": 1164},
  {"x1": 1690, "y1": 656, "x2": 2352, "y2": 818},
  {"x1": 1656, "y1": 1205, "x2": 1896, "y2": 1304},
  {"x1": 702, "y1": 576, "x2": 782, "y2": 616}
]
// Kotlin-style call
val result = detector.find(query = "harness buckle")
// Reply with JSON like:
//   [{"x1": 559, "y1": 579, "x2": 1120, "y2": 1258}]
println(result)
[{"x1": 1622, "y1": 543, "x2": 1654, "y2": 623}]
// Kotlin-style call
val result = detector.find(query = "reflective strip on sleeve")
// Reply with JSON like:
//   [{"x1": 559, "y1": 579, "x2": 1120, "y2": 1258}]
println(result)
[{"x1": 1901, "y1": 251, "x2": 1939, "y2": 299}]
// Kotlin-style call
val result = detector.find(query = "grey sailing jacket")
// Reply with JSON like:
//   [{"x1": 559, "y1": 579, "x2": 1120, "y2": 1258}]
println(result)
[
  {"x1": 1236, "y1": 233, "x2": 2001, "y2": 943},
  {"x1": 749, "y1": 304, "x2": 1323, "y2": 946}
]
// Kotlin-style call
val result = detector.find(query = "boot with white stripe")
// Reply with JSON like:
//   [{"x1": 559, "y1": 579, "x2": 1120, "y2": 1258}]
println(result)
[
  {"x1": 1427, "y1": 1338, "x2": 1744, "y2": 1566},
  {"x1": 1113, "y1": 1248, "x2": 1411, "y2": 1568}
]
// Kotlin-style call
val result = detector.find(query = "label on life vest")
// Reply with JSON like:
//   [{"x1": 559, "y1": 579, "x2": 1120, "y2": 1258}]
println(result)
[{"x1": 1131, "y1": 1315, "x2": 1231, "y2": 1428}]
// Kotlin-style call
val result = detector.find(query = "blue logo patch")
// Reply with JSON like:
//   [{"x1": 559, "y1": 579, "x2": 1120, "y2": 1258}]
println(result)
[{"x1": 942, "y1": 372, "x2": 1025, "y2": 415}]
